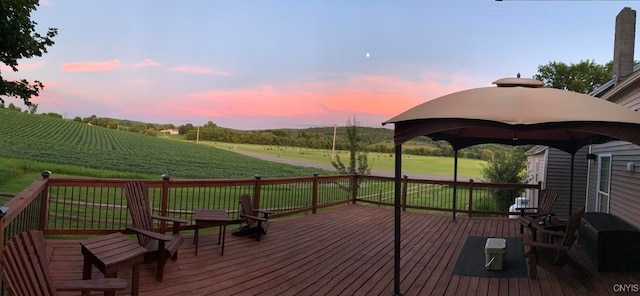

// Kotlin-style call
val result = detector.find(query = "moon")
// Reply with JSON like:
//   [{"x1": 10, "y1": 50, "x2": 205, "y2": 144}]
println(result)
[{"x1": 365, "y1": 52, "x2": 371, "y2": 58}]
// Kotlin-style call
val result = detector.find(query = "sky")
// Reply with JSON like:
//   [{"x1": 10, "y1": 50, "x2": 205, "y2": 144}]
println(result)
[{"x1": 4, "y1": 0, "x2": 640, "y2": 130}]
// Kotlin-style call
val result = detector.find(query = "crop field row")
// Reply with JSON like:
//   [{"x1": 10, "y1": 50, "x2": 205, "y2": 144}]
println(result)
[{"x1": 0, "y1": 110, "x2": 333, "y2": 179}]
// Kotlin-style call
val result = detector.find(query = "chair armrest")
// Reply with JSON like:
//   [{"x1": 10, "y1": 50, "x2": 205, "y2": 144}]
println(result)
[
  {"x1": 151, "y1": 215, "x2": 189, "y2": 225},
  {"x1": 516, "y1": 207, "x2": 539, "y2": 211},
  {"x1": 255, "y1": 209, "x2": 273, "y2": 216},
  {"x1": 127, "y1": 226, "x2": 173, "y2": 241},
  {"x1": 55, "y1": 278, "x2": 128, "y2": 292},
  {"x1": 240, "y1": 214, "x2": 267, "y2": 222},
  {"x1": 523, "y1": 240, "x2": 570, "y2": 251},
  {"x1": 516, "y1": 207, "x2": 539, "y2": 216},
  {"x1": 521, "y1": 211, "x2": 555, "y2": 218}
]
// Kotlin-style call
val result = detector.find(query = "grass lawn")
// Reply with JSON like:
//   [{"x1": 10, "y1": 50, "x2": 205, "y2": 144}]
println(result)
[{"x1": 201, "y1": 142, "x2": 485, "y2": 179}]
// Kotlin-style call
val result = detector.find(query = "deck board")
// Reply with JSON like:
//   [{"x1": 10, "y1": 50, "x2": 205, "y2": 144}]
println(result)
[{"x1": 44, "y1": 204, "x2": 638, "y2": 296}]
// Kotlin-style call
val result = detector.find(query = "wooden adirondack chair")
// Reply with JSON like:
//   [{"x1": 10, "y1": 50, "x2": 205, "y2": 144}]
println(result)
[
  {"x1": 124, "y1": 181, "x2": 187, "y2": 282},
  {"x1": 235, "y1": 194, "x2": 272, "y2": 241},
  {"x1": 518, "y1": 188, "x2": 559, "y2": 233},
  {"x1": 1, "y1": 230, "x2": 127, "y2": 295},
  {"x1": 524, "y1": 207, "x2": 585, "y2": 279}
]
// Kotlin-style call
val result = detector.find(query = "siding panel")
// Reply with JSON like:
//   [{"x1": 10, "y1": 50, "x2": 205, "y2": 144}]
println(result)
[
  {"x1": 589, "y1": 77, "x2": 640, "y2": 229},
  {"x1": 544, "y1": 147, "x2": 588, "y2": 218},
  {"x1": 591, "y1": 140, "x2": 640, "y2": 228}
]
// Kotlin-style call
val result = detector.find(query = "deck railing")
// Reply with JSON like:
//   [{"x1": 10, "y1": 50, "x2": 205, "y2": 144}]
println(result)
[{"x1": 0, "y1": 173, "x2": 540, "y2": 239}]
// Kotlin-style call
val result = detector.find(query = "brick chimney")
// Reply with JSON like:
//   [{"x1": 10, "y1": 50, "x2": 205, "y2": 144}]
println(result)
[{"x1": 613, "y1": 7, "x2": 636, "y2": 84}]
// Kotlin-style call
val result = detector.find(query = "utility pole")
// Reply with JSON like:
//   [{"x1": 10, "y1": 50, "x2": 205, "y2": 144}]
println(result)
[
  {"x1": 331, "y1": 124, "x2": 337, "y2": 161},
  {"x1": 196, "y1": 126, "x2": 200, "y2": 143}
]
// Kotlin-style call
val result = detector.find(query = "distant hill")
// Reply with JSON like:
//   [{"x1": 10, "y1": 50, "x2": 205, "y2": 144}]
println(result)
[{"x1": 0, "y1": 109, "x2": 333, "y2": 178}]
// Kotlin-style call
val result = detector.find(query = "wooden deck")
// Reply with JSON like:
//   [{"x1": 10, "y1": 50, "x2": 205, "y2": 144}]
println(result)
[{"x1": 46, "y1": 205, "x2": 638, "y2": 295}]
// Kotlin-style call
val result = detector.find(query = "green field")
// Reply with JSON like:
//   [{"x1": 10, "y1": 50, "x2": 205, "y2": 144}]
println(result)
[
  {"x1": 1, "y1": 109, "x2": 485, "y2": 200},
  {"x1": 204, "y1": 142, "x2": 485, "y2": 179},
  {"x1": 0, "y1": 110, "x2": 335, "y2": 194}
]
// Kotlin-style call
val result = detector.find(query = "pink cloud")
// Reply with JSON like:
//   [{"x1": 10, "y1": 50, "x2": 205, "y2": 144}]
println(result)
[
  {"x1": 62, "y1": 60, "x2": 121, "y2": 72},
  {"x1": 61, "y1": 59, "x2": 159, "y2": 72},
  {"x1": 41, "y1": 81, "x2": 57, "y2": 88},
  {"x1": 125, "y1": 79, "x2": 154, "y2": 85},
  {"x1": 0, "y1": 62, "x2": 45, "y2": 72},
  {"x1": 129, "y1": 59, "x2": 160, "y2": 68},
  {"x1": 30, "y1": 84, "x2": 71, "y2": 106},
  {"x1": 31, "y1": 95, "x2": 67, "y2": 105},
  {"x1": 132, "y1": 71, "x2": 480, "y2": 127},
  {"x1": 166, "y1": 66, "x2": 229, "y2": 76}
]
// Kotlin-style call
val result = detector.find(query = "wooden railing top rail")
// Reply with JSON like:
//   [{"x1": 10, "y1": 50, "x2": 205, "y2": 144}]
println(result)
[
  {"x1": 45, "y1": 174, "x2": 356, "y2": 188},
  {"x1": 43, "y1": 174, "x2": 539, "y2": 189},
  {"x1": 0, "y1": 177, "x2": 48, "y2": 225}
]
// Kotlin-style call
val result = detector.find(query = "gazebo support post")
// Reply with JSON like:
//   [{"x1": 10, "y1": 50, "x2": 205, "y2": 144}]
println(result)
[
  {"x1": 569, "y1": 153, "x2": 575, "y2": 216},
  {"x1": 452, "y1": 149, "x2": 458, "y2": 221},
  {"x1": 393, "y1": 144, "x2": 403, "y2": 296}
]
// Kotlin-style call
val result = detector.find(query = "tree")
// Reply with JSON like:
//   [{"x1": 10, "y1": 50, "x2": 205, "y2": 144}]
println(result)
[
  {"x1": 331, "y1": 116, "x2": 371, "y2": 175},
  {"x1": 27, "y1": 103, "x2": 38, "y2": 114},
  {"x1": 178, "y1": 123, "x2": 195, "y2": 135},
  {"x1": 533, "y1": 60, "x2": 612, "y2": 94},
  {"x1": 7, "y1": 103, "x2": 21, "y2": 112},
  {"x1": 481, "y1": 146, "x2": 528, "y2": 211},
  {"x1": 1, "y1": 0, "x2": 57, "y2": 106}
]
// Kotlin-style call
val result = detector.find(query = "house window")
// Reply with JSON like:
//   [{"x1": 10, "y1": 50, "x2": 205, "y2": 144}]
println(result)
[{"x1": 596, "y1": 154, "x2": 612, "y2": 213}]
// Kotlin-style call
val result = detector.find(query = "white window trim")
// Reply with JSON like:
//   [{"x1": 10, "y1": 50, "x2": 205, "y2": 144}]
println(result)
[{"x1": 596, "y1": 153, "x2": 612, "y2": 213}]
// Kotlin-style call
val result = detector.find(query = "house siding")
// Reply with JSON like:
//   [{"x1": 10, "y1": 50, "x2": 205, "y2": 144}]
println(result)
[
  {"x1": 525, "y1": 147, "x2": 547, "y2": 207},
  {"x1": 589, "y1": 141, "x2": 640, "y2": 227},
  {"x1": 608, "y1": 83, "x2": 640, "y2": 111},
  {"x1": 526, "y1": 153, "x2": 546, "y2": 185},
  {"x1": 544, "y1": 147, "x2": 588, "y2": 218},
  {"x1": 588, "y1": 75, "x2": 640, "y2": 228}
]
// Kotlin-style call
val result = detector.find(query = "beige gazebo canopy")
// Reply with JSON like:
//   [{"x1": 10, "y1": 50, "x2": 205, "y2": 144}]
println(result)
[
  {"x1": 382, "y1": 77, "x2": 640, "y2": 295},
  {"x1": 384, "y1": 77, "x2": 640, "y2": 153}
]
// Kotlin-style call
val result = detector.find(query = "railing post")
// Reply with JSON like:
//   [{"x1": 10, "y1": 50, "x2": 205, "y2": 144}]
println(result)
[
  {"x1": 312, "y1": 173, "x2": 319, "y2": 214},
  {"x1": 351, "y1": 174, "x2": 359, "y2": 204},
  {"x1": 401, "y1": 175, "x2": 408, "y2": 212},
  {"x1": 39, "y1": 170, "x2": 51, "y2": 231},
  {"x1": 0, "y1": 205, "x2": 6, "y2": 260},
  {"x1": 160, "y1": 173, "x2": 170, "y2": 231},
  {"x1": 468, "y1": 179, "x2": 474, "y2": 218},
  {"x1": 253, "y1": 174, "x2": 262, "y2": 209}
]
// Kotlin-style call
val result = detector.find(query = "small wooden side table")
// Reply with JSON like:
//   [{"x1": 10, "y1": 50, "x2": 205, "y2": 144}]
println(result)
[
  {"x1": 80, "y1": 232, "x2": 147, "y2": 296},
  {"x1": 530, "y1": 217, "x2": 567, "y2": 242},
  {"x1": 193, "y1": 209, "x2": 232, "y2": 256}
]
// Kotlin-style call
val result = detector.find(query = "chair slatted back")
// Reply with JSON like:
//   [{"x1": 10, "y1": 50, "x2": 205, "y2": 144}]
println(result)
[
  {"x1": 561, "y1": 207, "x2": 585, "y2": 248},
  {"x1": 125, "y1": 181, "x2": 155, "y2": 247},
  {"x1": 2, "y1": 230, "x2": 58, "y2": 296},
  {"x1": 239, "y1": 194, "x2": 257, "y2": 227},
  {"x1": 538, "y1": 188, "x2": 558, "y2": 213}
]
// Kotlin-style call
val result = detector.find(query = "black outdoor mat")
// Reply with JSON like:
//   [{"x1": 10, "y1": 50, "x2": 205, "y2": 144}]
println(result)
[{"x1": 452, "y1": 236, "x2": 528, "y2": 278}]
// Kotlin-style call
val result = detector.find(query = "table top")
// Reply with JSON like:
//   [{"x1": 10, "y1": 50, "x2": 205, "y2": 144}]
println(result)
[
  {"x1": 80, "y1": 232, "x2": 147, "y2": 266},
  {"x1": 194, "y1": 209, "x2": 232, "y2": 223},
  {"x1": 531, "y1": 217, "x2": 567, "y2": 231}
]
